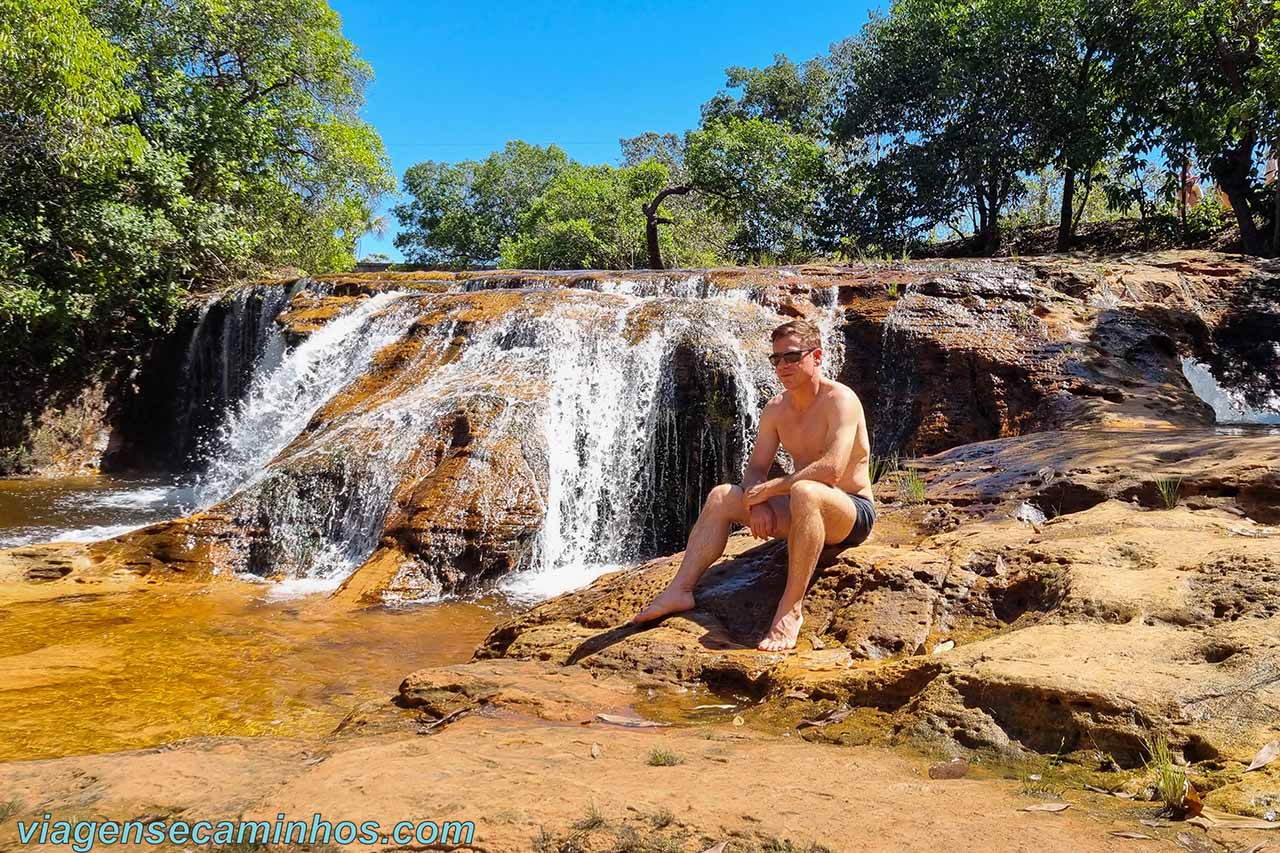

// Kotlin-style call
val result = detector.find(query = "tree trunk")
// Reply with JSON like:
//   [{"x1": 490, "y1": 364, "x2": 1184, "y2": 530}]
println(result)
[
  {"x1": 642, "y1": 185, "x2": 693, "y2": 270},
  {"x1": 1210, "y1": 135, "x2": 1265, "y2": 255},
  {"x1": 1057, "y1": 169, "x2": 1076, "y2": 252},
  {"x1": 1180, "y1": 157, "x2": 1189, "y2": 245},
  {"x1": 981, "y1": 182, "x2": 1002, "y2": 255}
]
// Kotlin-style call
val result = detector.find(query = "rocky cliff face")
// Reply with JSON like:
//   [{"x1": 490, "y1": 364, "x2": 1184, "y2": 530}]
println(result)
[{"x1": 78, "y1": 252, "x2": 1279, "y2": 606}]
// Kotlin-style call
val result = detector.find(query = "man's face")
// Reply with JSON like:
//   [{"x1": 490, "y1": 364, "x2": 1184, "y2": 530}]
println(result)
[{"x1": 771, "y1": 333, "x2": 822, "y2": 388}]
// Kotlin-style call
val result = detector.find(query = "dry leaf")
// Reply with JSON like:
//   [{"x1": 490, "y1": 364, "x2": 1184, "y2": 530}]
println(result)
[
  {"x1": 1192, "y1": 808, "x2": 1280, "y2": 830},
  {"x1": 784, "y1": 689, "x2": 810, "y2": 700},
  {"x1": 1021, "y1": 802, "x2": 1070, "y2": 812},
  {"x1": 931, "y1": 639, "x2": 955, "y2": 654},
  {"x1": 1246, "y1": 741, "x2": 1280, "y2": 773},
  {"x1": 928, "y1": 759, "x2": 969, "y2": 780},
  {"x1": 590, "y1": 742, "x2": 601, "y2": 759},
  {"x1": 1236, "y1": 844, "x2": 1270, "y2": 853},
  {"x1": 593, "y1": 713, "x2": 670, "y2": 728},
  {"x1": 1084, "y1": 784, "x2": 1112, "y2": 794},
  {"x1": 1176, "y1": 832, "x2": 1215, "y2": 853},
  {"x1": 1109, "y1": 831, "x2": 1155, "y2": 840},
  {"x1": 1113, "y1": 791, "x2": 1136, "y2": 800},
  {"x1": 732, "y1": 715, "x2": 745, "y2": 727},
  {"x1": 797, "y1": 707, "x2": 851, "y2": 728},
  {"x1": 692, "y1": 704, "x2": 737, "y2": 710},
  {"x1": 1139, "y1": 819, "x2": 1170, "y2": 828},
  {"x1": 1183, "y1": 783, "x2": 1204, "y2": 817},
  {"x1": 700, "y1": 843, "x2": 728, "y2": 853}
]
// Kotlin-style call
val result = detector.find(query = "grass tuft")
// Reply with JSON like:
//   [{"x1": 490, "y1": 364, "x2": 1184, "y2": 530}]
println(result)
[
  {"x1": 885, "y1": 281, "x2": 900, "y2": 299},
  {"x1": 869, "y1": 453, "x2": 900, "y2": 484},
  {"x1": 0, "y1": 799, "x2": 19, "y2": 824},
  {"x1": 572, "y1": 802, "x2": 609, "y2": 832},
  {"x1": 895, "y1": 466, "x2": 927, "y2": 505},
  {"x1": 1140, "y1": 730, "x2": 1188, "y2": 812},
  {"x1": 1154, "y1": 476, "x2": 1183, "y2": 509},
  {"x1": 647, "y1": 748, "x2": 684, "y2": 767}
]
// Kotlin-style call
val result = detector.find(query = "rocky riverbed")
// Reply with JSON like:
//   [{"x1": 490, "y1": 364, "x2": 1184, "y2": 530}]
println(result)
[{"x1": 1, "y1": 251, "x2": 1278, "y2": 851}]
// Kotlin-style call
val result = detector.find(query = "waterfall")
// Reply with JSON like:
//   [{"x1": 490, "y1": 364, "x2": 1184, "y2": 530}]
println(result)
[
  {"x1": 1182, "y1": 357, "x2": 1280, "y2": 424},
  {"x1": 497, "y1": 302, "x2": 674, "y2": 600},
  {"x1": 874, "y1": 286, "x2": 920, "y2": 454},
  {"x1": 174, "y1": 281, "x2": 302, "y2": 465},
  {"x1": 811, "y1": 284, "x2": 846, "y2": 379},
  {"x1": 192, "y1": 291, "x2": 418, "y2": 506}
]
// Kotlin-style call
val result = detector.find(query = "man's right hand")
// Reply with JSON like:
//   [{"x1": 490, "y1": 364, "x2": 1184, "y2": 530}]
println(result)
[{"x1": 748, "y1": 503, "x2": 776, "y2": 539}]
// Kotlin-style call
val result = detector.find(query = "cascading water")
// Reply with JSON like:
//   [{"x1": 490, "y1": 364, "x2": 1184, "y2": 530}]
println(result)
[
  {"x1": 15, "y1": 270, "x2": 809, "y2": 603},
  {"x1": 1182, "y1": 357, "x2": 1280, "y2": 425},
  {"x1": 874, "y1": 285, "x2": 920, "y2": 454},
  {"x1": 192, "y1": 290, "x2": 418, "y2": 506},
  {"x1": 175, "y1": 281, "x2": 304, "y2": 465},
  {"x1": 811, "y1": 284, "x2": 846, "y2": 379},
  {"x1": 498, "y1": 302, "x2": 675, "y2": 600}
]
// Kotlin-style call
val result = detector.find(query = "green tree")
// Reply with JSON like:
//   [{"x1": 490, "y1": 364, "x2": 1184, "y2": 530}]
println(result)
[
  {"x1": 1113, "y1": 0, "x2": 1277, "y2": 254},
  {"x1": 500, "y1": 161, "x2": 671, "y2": 269},
  {"x1": 835, "y1": 0, "x2": 1062, "y2": 253},
  {"x1": 96, "y1": 0, "x2": 394, "y2": 273},
  {"x1": 700, "y1": 54, "x2": 836, "y2": 138},
  {"x1": 394, "y1": 141, "x2": 569, "y2": 268},
  {"x1": 685, "y1": 117, "x2": 828, "y2": 262},
  {"x1": 0, "y1": 0, "x2": 392, "y2": 467}
]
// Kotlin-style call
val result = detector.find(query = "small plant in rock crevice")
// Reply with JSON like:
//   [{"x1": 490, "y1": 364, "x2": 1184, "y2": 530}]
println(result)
[
  {"x1": 1154, "y1": 476, "x2": 1183, "y2": 509},
  {"x1": 1140, "y1": 731, "x2": 1189, "y2": 814},
  {"x1": 895, "y1": 466, "x2": 927, "y2": 505},
  {"x1": 870, "y1": 453, "x2": 900, "y2": 484}
]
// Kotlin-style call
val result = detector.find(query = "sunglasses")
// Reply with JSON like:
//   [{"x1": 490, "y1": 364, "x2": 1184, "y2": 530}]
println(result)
[{"x1": 768, "y1": 347, "x2": 816, "y2": 367}]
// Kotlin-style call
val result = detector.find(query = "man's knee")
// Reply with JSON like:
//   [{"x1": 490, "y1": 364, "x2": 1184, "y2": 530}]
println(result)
[
  {"x1": 789, "y1": 479, "x2": 827, "y2": 508},
  {"x1": 705, "y1": 483, "x2": 742, "y2": 514}
]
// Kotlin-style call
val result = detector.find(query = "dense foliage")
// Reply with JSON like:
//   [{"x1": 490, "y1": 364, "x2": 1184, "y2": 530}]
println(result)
[
  {"x1": 396, "y1": 0, "x2": 1278, "y2": 265},
  {"x1": 0, "y1": 0, "x2": 392, "y2": 379},
  {"x1": 393, "y1": 142, "x2": 569, "y2": 268}
]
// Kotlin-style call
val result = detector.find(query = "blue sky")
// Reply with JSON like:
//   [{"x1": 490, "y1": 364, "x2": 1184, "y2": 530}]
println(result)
[{"x1": 329, "y1": 0, "x2": 881, "y2": 260}]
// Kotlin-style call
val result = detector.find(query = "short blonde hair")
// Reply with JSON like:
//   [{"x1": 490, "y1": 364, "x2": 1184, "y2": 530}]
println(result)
[{"x1": 770, "y1": 319, "x2": 821, "y2": 349}]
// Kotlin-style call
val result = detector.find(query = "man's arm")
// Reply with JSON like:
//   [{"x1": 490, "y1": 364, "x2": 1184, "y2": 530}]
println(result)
[{"x1": 741, "y1": 400, "x2": 781, "y2": 491}]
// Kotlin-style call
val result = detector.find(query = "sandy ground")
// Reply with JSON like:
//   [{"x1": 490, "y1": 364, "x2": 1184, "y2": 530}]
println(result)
[{"x1": 0, "y1": 707, "x2": 1228, "y2": 853}]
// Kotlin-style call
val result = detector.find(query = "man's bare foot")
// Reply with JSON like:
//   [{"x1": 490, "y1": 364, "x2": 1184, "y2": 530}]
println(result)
[
  {"x1": 757, "y1": 604, "x2": 803, "y2": 651},
  {"x1": 628, "y1": 586, "x2": 695, "y2": 625}
]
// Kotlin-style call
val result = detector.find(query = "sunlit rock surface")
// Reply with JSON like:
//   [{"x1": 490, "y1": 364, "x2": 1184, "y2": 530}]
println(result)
[
  {"x1": 59, "y1": 252, "x2": 1274, "y2": 607},
  {"x1": 476, "y1": 430, "x2": 1280, "y2": 810}
]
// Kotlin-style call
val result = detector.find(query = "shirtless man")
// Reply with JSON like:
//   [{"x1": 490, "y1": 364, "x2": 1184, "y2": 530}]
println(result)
[{"x1": 629, "y1": 319, "x2": 876, "y2": 651}]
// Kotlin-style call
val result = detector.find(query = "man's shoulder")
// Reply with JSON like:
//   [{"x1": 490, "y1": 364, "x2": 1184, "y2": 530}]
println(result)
[
  {"x1": 822, "y1": 378, "x2": 862, "y2": 407},
  {"x1": 760, "y1": 392, "x2": 787, "y2": 419}
]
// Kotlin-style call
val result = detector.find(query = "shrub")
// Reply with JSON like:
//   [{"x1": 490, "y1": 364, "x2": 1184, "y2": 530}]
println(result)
[{"x1": 646, "y1": 749, "x2": 683, "y2": 767}]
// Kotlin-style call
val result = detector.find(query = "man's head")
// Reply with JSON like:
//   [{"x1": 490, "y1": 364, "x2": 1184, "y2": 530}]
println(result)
[{"x1": 769, "y1": 319, "x2": 822, "y2": 388}]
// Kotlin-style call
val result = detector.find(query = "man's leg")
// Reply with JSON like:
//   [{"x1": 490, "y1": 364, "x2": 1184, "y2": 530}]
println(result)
[
  {"x1": 628, "y1": 483, "x2": 750, "y2": 625},
  {"x1": 758, "y1": 480, "x2": 858, "y2": 651}
]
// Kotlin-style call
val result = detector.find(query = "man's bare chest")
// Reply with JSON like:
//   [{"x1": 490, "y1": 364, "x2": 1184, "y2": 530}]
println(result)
[{"x1": 775, "y1": 408, "x2": 832, "y2": 463}]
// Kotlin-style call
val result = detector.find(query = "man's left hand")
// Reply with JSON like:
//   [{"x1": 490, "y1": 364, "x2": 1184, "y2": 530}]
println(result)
[{"x1": 744, "y1": 477, "x2": 790, "y2": 507}]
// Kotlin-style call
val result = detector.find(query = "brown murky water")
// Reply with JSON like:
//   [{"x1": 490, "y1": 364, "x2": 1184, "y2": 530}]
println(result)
[
  {"x1": 0, "y1": 476, "x2": 189, "y2": 548},
  {"x1": 0, "y1": 583, "x2": 512, "y2": 761},
  {"x1": 0, "y1": 476, "x2": 517, "y2": 762}
]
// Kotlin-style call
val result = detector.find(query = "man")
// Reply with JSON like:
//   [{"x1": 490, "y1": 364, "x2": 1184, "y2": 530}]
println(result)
[{"x1": 628, "y1": 318, "x2": 876, "y2": 651}]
